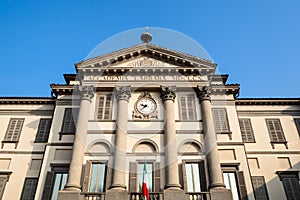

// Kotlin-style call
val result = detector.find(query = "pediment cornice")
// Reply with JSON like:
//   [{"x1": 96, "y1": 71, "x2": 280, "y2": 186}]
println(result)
[{"x1": 75, "y1": 43, "x2": 216, "y2": 72}]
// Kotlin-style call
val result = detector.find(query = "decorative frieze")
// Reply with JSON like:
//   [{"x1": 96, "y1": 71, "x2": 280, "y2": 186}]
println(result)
[
  {"x1": 160, "y1": 86, "x2": 176, "y2": 102},
  {"x1": 115, "y1": 85, "x2": 131, "y2": 102}
]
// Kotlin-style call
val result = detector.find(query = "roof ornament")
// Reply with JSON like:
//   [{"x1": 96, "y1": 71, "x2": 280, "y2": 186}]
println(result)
[{"x1": 140, "y1": 27, "x2": 152, "y2": 43}]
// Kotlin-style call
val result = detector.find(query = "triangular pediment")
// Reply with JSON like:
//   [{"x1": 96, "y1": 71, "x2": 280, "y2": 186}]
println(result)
[{"x1": 75, "y1": 43, "x2": 216, "y2": 71}]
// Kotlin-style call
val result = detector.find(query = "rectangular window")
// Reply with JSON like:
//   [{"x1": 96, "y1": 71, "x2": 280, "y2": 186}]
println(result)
[
  {"x1": 20, "y1": 178, "x2": 38, "y2": 200},
  {"x1": 42, "y1": 165, "x2": 69, "y2": 200},
  {"x1": 239, "y1": 119, "x2": 255, "y2": 142},
  {"x1": 179, "y1": 94, "x2": 197, "y2": 120},
  {"x1": 223, "y1": 172, "x2": 240, "y2": 200},
  {"x1": 35, "y1": 119, "x2": 52, "y2": 142},
  {"x1": 61, "y1": 108, "x2": 78, "y2": 133},
  {"x1": 185, "y1": 163, "x2": 201, "y2": 192},
  {"x1": 0, "y1": 176, "x2": 7, "y2": 199},
  {"x1": 51, "y1": 173, "x2": 68, "y2": 200},
  {"x1": 97, "y1": 94, "x2": 113, "y2": 120},
  {"x1": 212, "y1": 108, "x2": 230, "y2": 133},
  {"x1": 3, "y1": 118, "x2": 24, "y2": 142},
  {"x1": 251, "y1": 176, "x2": 269, "y2": 200},
  {"x1": 89, "y1": 163, "x2": 107, "y2": 192},
  {"x1": 265, "y1": 119, "x2": 286, "y2": 142},
  {"x1": 294, "y1": 118, "x2": 300, "y2": 137},
  {"x1": 279, "y1": 173, "x2": 300, "y2": 200},
  {"x1": 138, "y1": 162, "x2": 153, "y2": 192}
]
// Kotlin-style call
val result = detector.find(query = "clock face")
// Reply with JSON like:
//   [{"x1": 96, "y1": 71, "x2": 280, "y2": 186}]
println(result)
[{"x1": 137, "y1": 98, "x2": 156, "y2": 115}]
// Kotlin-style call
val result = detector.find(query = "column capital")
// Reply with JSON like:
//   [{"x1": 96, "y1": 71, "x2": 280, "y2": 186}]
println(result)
[
  {"x1": 115, "y1": 85, "x2": 131, "y2": 102},
  {"x1": 197, "y1": 85, "x2": 211, "y2": 102},
  {"x1": 77, "y1": 85, "x2": 94, "y2": 101},
  {"x1": 160, "y1": 86, "x2": 176, "y2": 102}
]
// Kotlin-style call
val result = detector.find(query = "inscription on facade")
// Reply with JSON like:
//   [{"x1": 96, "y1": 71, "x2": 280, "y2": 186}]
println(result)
[{"x1": 84, "y1": 75, "x2": 205, "y2": 81}]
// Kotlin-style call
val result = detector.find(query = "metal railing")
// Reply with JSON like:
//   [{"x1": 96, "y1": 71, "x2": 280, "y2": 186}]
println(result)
[
  {"x1": 83, "y1": 192, "x2": 106, "y2": 200},
  {"x1": 129, "y1": 192, "x2": 163, "y2": 200},
  {"x1": 186, "y1": 192, "x2": 210, "y2": 200}
]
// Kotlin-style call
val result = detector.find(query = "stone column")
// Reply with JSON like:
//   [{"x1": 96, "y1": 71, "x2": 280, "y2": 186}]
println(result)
[
  {"x1": 197, "y1": 86, "x2": 225, "y2": 189},
  {"x1": 160, "y1": 86, "x2": 181, "y2": 190},
  {"x1": 58, "y1": 86, "x2": 94, "y2": 200},
  {"x1": 110, "y1": 85, "x2": 131, "y2": 190}
]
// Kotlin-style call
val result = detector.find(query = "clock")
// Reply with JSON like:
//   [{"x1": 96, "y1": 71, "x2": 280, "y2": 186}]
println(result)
[{"x1": 136, "y1": 98, "x2": 157, "y2": 115}]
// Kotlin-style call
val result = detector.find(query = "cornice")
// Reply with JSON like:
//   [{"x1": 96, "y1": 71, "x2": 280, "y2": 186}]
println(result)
[
  {"x1": 236, "y1": 98, "x2": 300, "y2": 105},
  {"x1": 75, "y1": 43, "x2": 216, "y2": 71},
  {"x1": 0, "y1": 97, "x2": 55, "y2": 105},
  {"x1": 50, "y1": 84, "x2": 75, "y2": 96}
]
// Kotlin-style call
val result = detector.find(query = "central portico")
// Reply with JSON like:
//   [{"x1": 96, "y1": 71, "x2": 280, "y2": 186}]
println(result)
[{"x1": 56, "y1": 34, "x2": 236, "y2": 200}]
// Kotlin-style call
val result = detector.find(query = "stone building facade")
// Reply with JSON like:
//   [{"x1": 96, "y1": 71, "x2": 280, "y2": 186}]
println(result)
[{"x1": 0, "y1": 41, "x2": 299, "y2": 200}]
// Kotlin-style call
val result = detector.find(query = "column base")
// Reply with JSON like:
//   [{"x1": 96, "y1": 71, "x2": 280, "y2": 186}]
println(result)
[
  {"x1": 164, "y1": 183, "x2": 182, "y2": 190},
  {"x1": 210, "y1": 188, "x2": 233, "y2": 200},
  {"x1": 209, "y1": 182, "x2": 226, "y2": 189},
  {"x1": 106, "y1": 189, "x2": 128, "y2": 200},
  {"x1": 109, "y1": 183, "x2": 127, "y2": 190},
  {"x1": 163, "y1": 188, "x2": 185, "y2": 200},
  {"x1": 63, "y1": 183, "x2": 82, "y2": 192},
  {"x1": 57, "y1": 190, "x2": 83, "y2": 200}
]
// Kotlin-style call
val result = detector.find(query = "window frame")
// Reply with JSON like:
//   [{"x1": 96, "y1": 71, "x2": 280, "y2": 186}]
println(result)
[
  {"x1": 251, "y1": 176, "x2": 269, "y2": 200},
  {"x1": 20, "y1": 178, "x2": 38, "y2": 200},
  {"x1": 178, "y1": 93, "x2": 198, "y2": 121},
  {"x1": 35, "y1": 118, "x2": 52, "y2": 143},
  {"x1": 265, "y1": 119, "x2": 287, "y2": 149},
  {"x1": 221, "y1": 164, "x2": 248, "y2": 200},
  {"x1": 96, "y1": 94, "x2": 113, "y2": 120},
  {"x1": 182, "y1": 159, "x2": 207, "y2": 193},
  {"x1": 239, "y1": 118, "x2": 255, "y2": 143},
  {"x1": 42, "y1": 164, "x2": 69, "y2": 200},
  {"x1": 2, "y1": 118, "x2": 25, "y2": 148},
  {"x1": 294, "y1": 118, "x2": 300, "y2": 137},
  {"x1": 0, "y1": 172, "x2": 12, "y2": 199},
  {"x1": 59, "y1": 108, "x2": 79, "y2": 140},
  {"x1": 277, "y1": 171, "x2": 300, "y2": 200}
]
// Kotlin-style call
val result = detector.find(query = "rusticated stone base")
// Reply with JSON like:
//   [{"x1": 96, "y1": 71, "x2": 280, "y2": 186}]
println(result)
[
  {"x1": 106, "y1": 189, "x2": 128, "y2": 200},
  {"x1": 164, "y1": 189, "x2": 186, "y2": 200},
  {"x1": 210, "y1": 188, "x2": 233, "y2": 200},
  {"x1": 57, "y1": 190, "x2": 84, "y2": 200}
]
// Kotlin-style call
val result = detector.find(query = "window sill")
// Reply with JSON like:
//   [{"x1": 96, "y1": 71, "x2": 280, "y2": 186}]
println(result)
[
  {"x1": 59, "y1": 132, "x2": 75, "y2": 140},
  {"x1": 216, "y1": 131, "x2": 232, "y2": 140},
  {"x1": 1, "y1": 141, "x2": 19, "y2": 149},
  {"x1": 270, "y1": 141, "x2": 288, "y2": 149}
]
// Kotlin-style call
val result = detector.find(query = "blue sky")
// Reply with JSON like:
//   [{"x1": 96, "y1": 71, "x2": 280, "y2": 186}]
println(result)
[{"x1": 0, "y1": 0, "x2": 299, "y2": 97}]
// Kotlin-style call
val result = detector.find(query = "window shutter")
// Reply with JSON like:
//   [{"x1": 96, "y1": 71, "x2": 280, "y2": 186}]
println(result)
[
  {"x1": 105, "y1": 164, "x2": 112, "y2": 191},
  {"x1": 237, "y1": 171, "x2": 248, "y2": 200},
  {"x1": 21, "y1": 178, "x2": 38, "y2": 200},
  {"x1": 239, "y1": 119, "x2": 255, "y2": 142},
  {"x1": 281, "y1": 174, "x2": 300, "y2": 200},
  {"x1": 199, "y1": 161, "x2": 207, "y2": 191},
  {"x1": 97, "y1": 94, "x2": 113, "y2": 120},
  {"x1": 42, "y1": 172, "x2": 55, "y2": 200},
  {"x1": 5, "y1": 118, "x2": 24, "y2": 141},
  {"x1": 129, "y1": 162, "x2": 138, "y2": 192},
  {"x1": 212, "y1": 109, "x2": 229, "y2": 133},
  {"x1": 154, "y1": 162, "x2": 161, "y2": 192},
  {"x1": 181, "y1": 162, "x2": 188, "y2": 192},
  {"x1": 0, "y1": 177, "x2": 8, "y2": 199},
  {"x1": 36, "y1": 119, "x2": 52, "y2": 142},
  {"x1": 294, "y1": 119, "x2": 300, "y2": 136},
  {"x1": 251, "y1": 176, "x2": 269, "y2": 200},
  {"x1": 83, "y1": 161, "x2": 92, "y2": 192},
  {"x1": 61, "y1": 108, "x2": 78, "y2": 133},
  {"x1": 266, "y1": 119, "x2": 285, "y2": 142}
]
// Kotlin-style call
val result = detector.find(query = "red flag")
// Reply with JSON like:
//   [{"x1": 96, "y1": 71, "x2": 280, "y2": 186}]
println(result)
[{"x1": 142, "y1": 162, "x2": 150, "y2": 200}]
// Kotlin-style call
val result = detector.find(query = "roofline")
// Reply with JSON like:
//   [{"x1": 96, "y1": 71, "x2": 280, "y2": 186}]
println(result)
[
  {"x1": 236, "y1": 98, "x2": 300, "y2": 105},
  {"x1": 0, "y1": 97, "x2": 55, "y2": 105}
]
